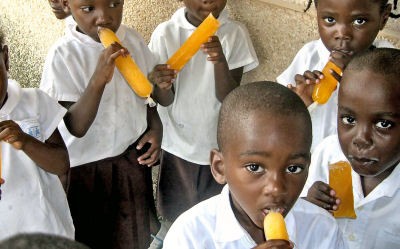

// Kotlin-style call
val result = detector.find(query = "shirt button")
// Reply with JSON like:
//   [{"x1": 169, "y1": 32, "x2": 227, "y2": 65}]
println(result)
[
  {"x1": 178, "y1": 123, "x2": 184, "y2": 128},
  {"x1": 348, "y1": 234, "x2": 356, "y2": 241}
]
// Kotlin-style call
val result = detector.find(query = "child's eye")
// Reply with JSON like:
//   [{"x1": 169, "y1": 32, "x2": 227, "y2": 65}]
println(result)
[
  {"x1": 286, "y1": 165, "x2": 304, "y2": 174},
  {"x1": 323, "y1": 17, "x2": 336, "y2": 24},
  {"x1": 353, "y1": 18, "x2": 367, "y2": 26},
  {"x1": 341, "y1": 115, "x2": 356, "y2": 125},
  {"x1": 376, "y1": 120, "x2": 393, "y2": 129},
  {"x1": 81, "y1": 6, "x2": 94, "y2": 12},
  {"x1": 110, "y1": 1, "x2": 121, "y2": 8},
  {"x1": 245, "y1": 164, "x2": 264, "y2": 174}
]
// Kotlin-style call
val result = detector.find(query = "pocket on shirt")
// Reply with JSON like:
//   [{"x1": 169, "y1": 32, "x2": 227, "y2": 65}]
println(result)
[
  {"x1": 374, "y1": 226, "x2": 400, "y2": 248},
  {"x1": 16, "y1": 118, "x2": 43, "y2": 141}
]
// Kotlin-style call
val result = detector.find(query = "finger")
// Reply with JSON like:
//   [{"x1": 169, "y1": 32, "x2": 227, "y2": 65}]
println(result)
[
  {"x1": 330, "y1": 69, "x2": 342, "y2": 83},
  {"x1": 294, "y1": 74, "x2": 306, "y2": 85},
  {"x1": 303, "y1": 70, "x2": 320, "y2": 83}
]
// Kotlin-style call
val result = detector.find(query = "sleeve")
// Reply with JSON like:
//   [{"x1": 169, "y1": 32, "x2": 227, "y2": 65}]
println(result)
[
  {"x1": 162, "y1": 216, "x2": 203, "y2": 249},
  {"x1": 221, "y1": 22, "x2": 259, "y2": 73},
  {"x1": 40, "y1": 43, "x2": 84, "y2": 102},
  {"x1": 300, "y1": 137, "x2": 331, "y2": 197},
  {"x1": 148, "y1": 24, "x2": 171, "y2": 65}
]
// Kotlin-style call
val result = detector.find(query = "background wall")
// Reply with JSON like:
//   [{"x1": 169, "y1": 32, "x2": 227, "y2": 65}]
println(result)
[{"x1": 0, "y1": 0, "x2": 399, "y2": 88}]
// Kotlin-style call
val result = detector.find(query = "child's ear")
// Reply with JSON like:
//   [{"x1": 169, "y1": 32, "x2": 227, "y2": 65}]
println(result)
[
  {"x1": 210, "y1": 149, "x2": 226, "y2": 184},
  {"x1": 380, "y1": 3, "x2": 392, "y2": 30}
]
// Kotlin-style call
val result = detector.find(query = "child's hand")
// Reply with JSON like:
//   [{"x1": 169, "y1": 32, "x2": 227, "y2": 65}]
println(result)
[
  {"x1": 201, "y1": 36, "x2": 226, "y2": 64},
  {"x1": 252, "y1": 240, "x2": 294, "y2": 249},
  {"x1": 289, "y1": 71, "x2": 319, "y2": 106},
  {"x1": 136, "y1": 128, "x2": 162, "y2": 167},
  {"x1": 0, "y1": 120, "x2": 29, "y2": 150},
  {"x1": 148, "y1": 64, "x2": 176, "y2": 91},
  {"x1": 0, "y1": 178, "x2": 4, "y2": 200},
  {"x1": 306, "y1": 181, "x2": 340, "y2": 212},
  {"x1": 92, "y1": 42, "x2": 129, "y2": 86}
]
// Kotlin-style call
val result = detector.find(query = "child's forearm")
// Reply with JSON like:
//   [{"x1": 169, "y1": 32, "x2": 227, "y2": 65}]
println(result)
[
  {"x1": 62, "y1": 77, "x2": 106, "y2": 137},
  {"x1": 214, "y1": 60, "x2": 243, "y2": 102},
  {"x1": 147, "y1": 105, "x2": 162, "y2": 132},
  {"x1": 153, "y1": 86, "x2": 175, "y2": 106},
  {"x1": 21, "y1": 129, "x2": 69, "y2": 176}
]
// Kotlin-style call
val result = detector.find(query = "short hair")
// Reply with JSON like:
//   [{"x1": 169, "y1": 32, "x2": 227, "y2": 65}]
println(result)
[
  {"x1": 0, "y1": 28, "x2": 5, "y2": 52},
  {"x1": 0, "y1": 233, "x2": 90, "y2": 249},
  {"x1": 344, "y1": 47, "x2": 400, "y2": 84},
  {"x1": 217, "y1": 81, "x2": 312, "y2": 151}
]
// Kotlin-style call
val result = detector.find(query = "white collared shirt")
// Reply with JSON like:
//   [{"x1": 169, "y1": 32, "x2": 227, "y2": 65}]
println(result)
[
  {"x1": 163, "y1": 185, "x2": 348, "y2": 249},
  {"x1": 0, "y1": 80, "x2": 74, "y2": 240},
  {"x1": 301, "y1": 135, "x2": 400, "y2": 249},
  {"x1": 40, "y1": 24, "x2": 155, "y2": 167},
  {"x1": 149, "y1": 8, "x2": 259, "y2": 164},
  {"x1": 277, "y1": 39, "x2": 394, "y2": 152}
]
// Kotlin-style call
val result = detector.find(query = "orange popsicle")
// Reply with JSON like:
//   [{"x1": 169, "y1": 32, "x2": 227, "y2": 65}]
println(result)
[
  {"x1": 98, "y1": 27, "x2": 154, "y2": 105},
  {"x1": 329, "y1": 161, "x2": 357, "y2": 219},
  {"x1": 263, "y1": 211, "x2": 289, "y2": 241},
  {"x1": 166, "y1": 13, "x2": 220, "y2": 71},
  {"x1": 312, "y1": 60, "x2": 342, "y2": 104}
]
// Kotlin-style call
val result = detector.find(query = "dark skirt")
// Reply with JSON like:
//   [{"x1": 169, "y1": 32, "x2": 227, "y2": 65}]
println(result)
[
  {"x1": 67, "y1": 143, "x2": 156, "y2": 249},
  {"x1": 156, "y1": 150, "x2": 224, "y2": 221}
]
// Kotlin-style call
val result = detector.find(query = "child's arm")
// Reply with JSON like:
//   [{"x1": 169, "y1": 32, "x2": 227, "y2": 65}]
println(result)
[
  {"x1": 202, "y1": 36, "x2": 243, "y2": 102},
  {"x1": 305, "y1": 181, "x2": 340, "y2": 212},
  {"x1": 61, "y1": 43, "x2": 129, "y2": 137},
  {"x1": 148, "y1": 64, "x2": 177, "y2": 106},
  {"x1": 136, "y1": 105, "x2": 162, "y2": 166},
  {"x1": 0, "y1": 120, "x2": 69, "y2": 176}
]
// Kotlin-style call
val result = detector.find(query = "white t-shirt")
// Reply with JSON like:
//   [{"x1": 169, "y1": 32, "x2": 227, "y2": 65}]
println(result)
[
  {"x1": 40, "y1": 24, "x2": 155, "y2": 167},
  {"x1": 163, "y1": 185, "x2": 348, "y2": 249},
  {"x1": 277, "y1": 39, "x2": 394, "y2": 152},
  {"x1": 0, "y1": 80, "x2": 74, "y2": 241},
  {"x1": 301, "y1": 135, "x2": 400, "y2": 249},
  {"x1": 149, "y1": 8, "x2": 259, "y2": 164}
]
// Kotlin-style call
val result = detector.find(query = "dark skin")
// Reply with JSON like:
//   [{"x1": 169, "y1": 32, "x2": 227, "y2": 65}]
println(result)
[
  {"x1": 211, "y1": 112, "x2": 311, "y2": 248},
  {"x1": 149, "y1": 0, "x2": 243, "y2": 105},
  {"x1": 306, "y1": 68, "x2": 400, "y2": 211},
  {"x1": 62, "y1": 0, "x2": 162, "y2": 166},
  {"x1": 0, "y1": 45, "x2": 69, "y2": 198},
  {"x1": 288, "y1": 0, "x2": 391, "y2": 106},
  {"x1": 48, "y1": 0, "x2": 71, "y2": 20}
]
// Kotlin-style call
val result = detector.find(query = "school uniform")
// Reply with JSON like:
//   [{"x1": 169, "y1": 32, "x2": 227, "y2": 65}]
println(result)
[
  {"x1": 0, "y1": 79, "x2": 74, "y2": 241},
  {"x1": 301, "y1": 135, "x2": 400, "y2": 249},
  {"x1": 149, "y1": 7, "x2": 259, "y2": 221},
  {"x1": 277, "y1": 39, "x2": 394, "y2": 152},
  {"x1": 163, "y1": 185, "x2": 349, "y2": 249},
  {"x1": 40, "y1": 23, "x2": 156, "y2": 249}
]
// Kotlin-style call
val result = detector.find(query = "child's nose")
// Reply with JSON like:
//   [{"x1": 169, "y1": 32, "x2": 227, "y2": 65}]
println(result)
[
  {"x1": 262, "y1": 172, "x2": 288, "y2": 197},
  {"x1": 95, "y1": 10, "x2": 112, "y2": 26},
  {"x1": 335, "y1": 24, "x2": 352, "y2": 41},
  {"x1": 352, "y1": 125, "x2": 373, "y2": 151}
]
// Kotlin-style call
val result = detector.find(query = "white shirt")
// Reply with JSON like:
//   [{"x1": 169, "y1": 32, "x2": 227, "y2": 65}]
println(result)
[
  {"x1": 0, "y1": 80, "x2": 74, "y2": 241},
  {"x1": 40, "y1": 24, "x2": 155, "y2": 167},
  {"x1": 149, "y1": 8, "x2": 259, "y2": 164},
  {"x1": 276, "y1": 39, "x2": 394, "y2": 152},
  {"x1": 163, "y1": 185, "x2": 348, "y2": 249},
  {"x1": 301, "y1": 135, "x2": 400, "y2": 249}
]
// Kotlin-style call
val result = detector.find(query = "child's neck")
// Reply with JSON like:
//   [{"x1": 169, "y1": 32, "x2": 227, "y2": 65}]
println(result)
[
  {"x1": 360, "y1": 163, "x2": 397, "y2": 196},
  {"x1": 229, "y1": 194, "x2": 265, "y2": 244}
]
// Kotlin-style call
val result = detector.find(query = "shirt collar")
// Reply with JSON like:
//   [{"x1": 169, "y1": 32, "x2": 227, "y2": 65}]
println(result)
[
  {"x1": 0, "y1": 79, "x2": 21, "y2": 118},
  {"x1": 173, "y1": 7, "x2": 229, "y2": 30}
]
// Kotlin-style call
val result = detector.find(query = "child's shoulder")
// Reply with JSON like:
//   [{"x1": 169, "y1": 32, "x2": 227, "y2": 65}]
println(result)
[{"x1": 291, "y1": 198, "x2": 337, "y2": 226}]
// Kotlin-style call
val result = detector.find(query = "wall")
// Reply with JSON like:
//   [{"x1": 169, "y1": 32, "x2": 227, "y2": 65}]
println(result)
[{"x1": 0, "y1": 0, "x2": 399, "y2": 88}]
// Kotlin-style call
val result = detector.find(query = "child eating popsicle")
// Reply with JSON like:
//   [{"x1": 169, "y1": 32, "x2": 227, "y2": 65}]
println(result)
[
  {"x1": 147, "y1": 1, "x2": 259, "y2": 246},
  {"x1": 162, "y1": 82, "x2": 348, "y2": 249}
]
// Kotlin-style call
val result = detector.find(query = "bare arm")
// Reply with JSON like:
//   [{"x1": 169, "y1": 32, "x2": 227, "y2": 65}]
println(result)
[
  {"x1": 61, "y1": 43, "x2": 129, "y2": 137},
  {"x1": 202, "y1": 36, "x2": 243, "y2": 102},
  {"x1": 0, "y1": 121, "x2": 69, "y2": 176},
  {"x1": 149, "y1": 64, "x2": 176, "y2": 106}
]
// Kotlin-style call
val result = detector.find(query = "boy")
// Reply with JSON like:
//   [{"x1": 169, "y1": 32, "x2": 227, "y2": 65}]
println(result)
[
  {"x1": 0, "y1": 29, "x2": 74, "y2": 240},
  {"x1": 303, "y1": 48, "x2": 400, "y2": 249},
  {"x1": 163, "y1": 82, "x2": 348, "y2": 249}
]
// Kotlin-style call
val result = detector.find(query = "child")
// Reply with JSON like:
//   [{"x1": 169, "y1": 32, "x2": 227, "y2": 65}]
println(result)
[
  {"x1": 0, "y1": 29, "x2": 74, "y2": 240},
  {"x1": 302, "y1": 48, "x2": 400, "y2": 249},
  {"x1": 162, "y1": 82, "x2": 349, "y2": 249},
  {"x1": 47, "y1": 0, "x2": 70, "y2": 20},
  {"x1": 148, "y1": 0, "x2": 258, "y2": 244},
  {"x1": 277, "y1": 0, "x2": 397, "y2": 152},
  {"x1": 40, "y1": 0, "x2": 162, "y2": 248}
]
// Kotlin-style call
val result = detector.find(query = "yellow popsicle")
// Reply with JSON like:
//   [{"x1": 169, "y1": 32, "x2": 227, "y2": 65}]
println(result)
[
  {"x1": 329, "y1": 161, "x2": 357, "y2": 219},
  {"x1": 98, "y1": 27, "x2": 154, "y2": 101},
  {"x1": 312, "y1": 60, "x2": 342, "y2": 104},
  {"x1": 263, "y1": 211, "x2": 289, "y2": 241},
  {"x1": 166, "y1": 13, "x2": 220, "y2": 71}
]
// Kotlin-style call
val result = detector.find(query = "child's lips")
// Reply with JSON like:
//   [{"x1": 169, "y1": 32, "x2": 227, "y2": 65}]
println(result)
[
  {"x1": 348, "y1": 155, "x2": 379, "y2": 167},
  {"x1": 333, "y1": 48, "x2": 354, "y2": 56},
  {"x1": 262, "y1": 206, "x2": 286, "y2": 216}
]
